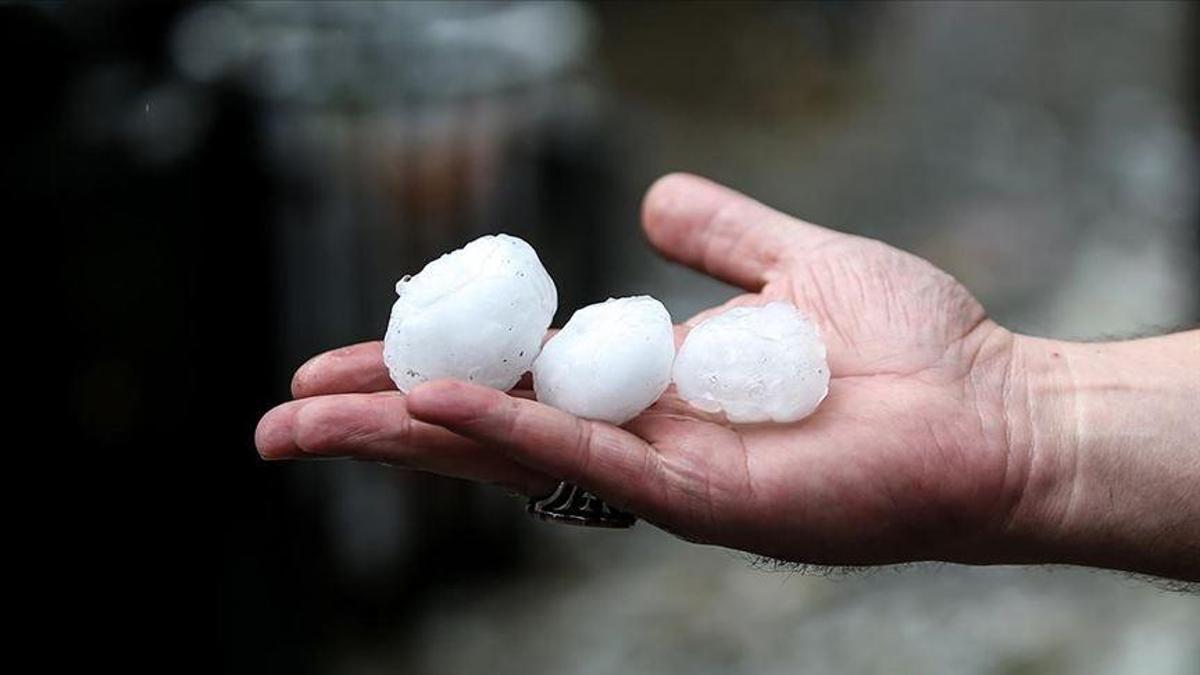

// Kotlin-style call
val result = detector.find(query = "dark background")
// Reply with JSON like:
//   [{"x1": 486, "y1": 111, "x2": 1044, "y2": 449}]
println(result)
[{"x1": 12, "y1": 1, "x2": 1197, "y2": 673}]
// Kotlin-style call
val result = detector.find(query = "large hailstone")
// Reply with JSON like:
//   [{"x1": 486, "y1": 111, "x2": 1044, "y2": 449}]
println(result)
[
  {"x1": 383, "y1": 234, "x2": 557, "y2": 393},
  {"x1": 672, "y1": 302, "x2": 828, "y2": 423},
  {"x1": 533, "y1": 296, "x2": 675, "y2": 425}
]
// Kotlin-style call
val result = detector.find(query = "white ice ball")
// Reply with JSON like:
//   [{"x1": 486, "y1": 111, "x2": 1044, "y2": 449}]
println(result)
[
  {"x1": 383, "y1": 233, "x2": 557, "y2": 393},
  {"x1": 672, "y1": 302, "x2": 829, "y2": 423},
  {"x1": 533, "y1": 296, "x2": 675, "y2": 425}
]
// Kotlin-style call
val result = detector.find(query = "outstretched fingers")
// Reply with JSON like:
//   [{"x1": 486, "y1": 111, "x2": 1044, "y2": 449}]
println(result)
[
  {"x1": 405, "y1": 380, "x2": 674, "y2": 519},
  {"x1": 641, "y1": 173, "x2": 843, "y2": 291},
  {"x1": 255, "y1": 392, "x2": 557, "y2": 495}
]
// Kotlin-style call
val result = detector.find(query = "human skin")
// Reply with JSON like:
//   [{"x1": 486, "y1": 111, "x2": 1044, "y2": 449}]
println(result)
[{"x1": 255, "y1": 173, "x2": 1200, "y2": 582}]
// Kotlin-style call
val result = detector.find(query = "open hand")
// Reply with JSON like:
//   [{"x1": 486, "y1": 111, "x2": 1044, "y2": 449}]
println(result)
[{"x1": 256, "y1": 173, "x2": 1032, "y2": 567}]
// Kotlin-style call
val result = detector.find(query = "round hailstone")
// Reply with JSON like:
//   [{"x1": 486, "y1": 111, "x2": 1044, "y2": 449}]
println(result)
[
  {"x1": 383, "y1": 234, "x2": 557, "y2": 393},
  {"x1": 533, "y1": 296, "x2": 675, "y2": 425},
  {"x1": 672, "y1": 302, "x2": 828, "y2": 423}
]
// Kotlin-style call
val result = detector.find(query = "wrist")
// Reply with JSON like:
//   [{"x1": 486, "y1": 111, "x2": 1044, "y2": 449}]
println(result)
[{"x1": 1003, "y1": 331, "x2": 1200, "y2": 580}]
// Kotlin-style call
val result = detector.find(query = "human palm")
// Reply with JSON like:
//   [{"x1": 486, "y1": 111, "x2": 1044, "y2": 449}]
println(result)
[{"x1": 257, "y1": 174, "x2": 1023, "y2": 566}]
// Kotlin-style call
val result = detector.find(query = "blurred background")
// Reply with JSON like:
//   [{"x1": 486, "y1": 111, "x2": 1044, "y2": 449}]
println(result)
[{"x1": 19, "y1": 1, "x2": 1198, "y2": 673}]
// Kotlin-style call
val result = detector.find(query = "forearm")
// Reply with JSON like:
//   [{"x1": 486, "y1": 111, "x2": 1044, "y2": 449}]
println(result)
[{"x1": 1005, "y1": 330, "x2": 1199, "y2": 581}]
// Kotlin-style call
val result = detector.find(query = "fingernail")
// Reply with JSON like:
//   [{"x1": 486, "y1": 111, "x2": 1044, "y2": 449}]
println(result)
[{"x1": 255, "y1": 403, "x2": 301, "y2": 459}]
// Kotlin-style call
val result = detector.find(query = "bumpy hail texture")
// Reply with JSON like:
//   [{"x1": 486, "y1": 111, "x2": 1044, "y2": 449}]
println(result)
[
  {"x1": 672, "y1": 302, "x2": 829, "y2": 423},
  {"x1": 383, "y1": 234, "x2": 557, "y2": 393},
  {"x1": 533, "y1": 296, "x2": 675, "y2": 425}
]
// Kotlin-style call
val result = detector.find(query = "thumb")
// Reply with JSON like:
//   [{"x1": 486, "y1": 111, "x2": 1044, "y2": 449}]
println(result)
[{"x1": 641, "y1": 173, "x2": 843, "y2": 290}]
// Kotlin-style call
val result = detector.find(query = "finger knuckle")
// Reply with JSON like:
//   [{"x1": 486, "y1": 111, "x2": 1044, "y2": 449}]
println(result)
[{"x1": 570, "y1": 421, "x2": 596, "y2": 483}]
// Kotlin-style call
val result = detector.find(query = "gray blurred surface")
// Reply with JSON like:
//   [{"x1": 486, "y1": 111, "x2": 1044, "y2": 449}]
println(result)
[
  {"x1": 327, "y1": 2, "x2": 1198, "y2": 674},
  {"x1": 350, "y1": 527, "x2": 1199, "y2": 675}
]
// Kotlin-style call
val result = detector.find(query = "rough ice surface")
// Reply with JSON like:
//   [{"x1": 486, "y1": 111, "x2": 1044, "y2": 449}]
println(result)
[
  {"x1": 383, "y1": 234, "x2": 557, "y2": 393},
  {"x1": 533, "y1": 296, "x2": 675, "y2": 425},
  {"x1": 672, "y1": 302, "x2": 829, "y2": 424}
]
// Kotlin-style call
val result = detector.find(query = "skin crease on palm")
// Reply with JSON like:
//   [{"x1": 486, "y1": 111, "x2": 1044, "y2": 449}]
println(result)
[{"x1": 256, "y1": 173, "x2": 1200, "y2": 582}]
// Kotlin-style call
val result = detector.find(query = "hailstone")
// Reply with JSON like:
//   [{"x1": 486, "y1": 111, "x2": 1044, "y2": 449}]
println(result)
[
  {"x1": 533, "y1": 296, "x2": 675, "y2": 425},
  {"x1": 383, "y1": 233, "x2": 557, "y2": 393},
  {"x1": 672, "y1": 302, "x2": 828, "y2": 424}
]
